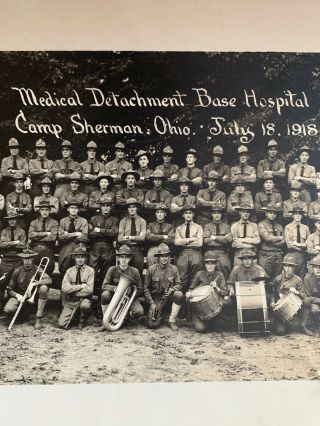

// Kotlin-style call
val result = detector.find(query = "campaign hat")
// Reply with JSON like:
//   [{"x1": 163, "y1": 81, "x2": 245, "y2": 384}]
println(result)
[
  {"x1": 116, "y1": 245, "x2": 132, "y2": 256},
  {"x1": 136, "y1": 149, "x2": 150, "y2": 159},
  {"x1": 237, "y1": 145, "x2": 249, "y2": 156},
  {"x1": 126, "y1": 197, "x2": 142, "y2": 208},
  {"x1": 35, "y1": 138, "x2": 47, "y2": 148},
  {"x1": 40, "y1": 177, "x2": 53, "y2": 186},
  {"x1": 181, "y1": 204, "x2": 196, "y2": 213},
  {"x1": 154, "y1": 243, "x2": 171, "y2": 257},
  {"x1": 211, "y1": 203, "x2": 224, "y2": 212},
  {"x1": 150, "y1": 170, "x2": 167, "y2": 181},
  {"x1": 309, "y1": 255, "x2": 320, "y2": 267},
  {"x1": 212, "y1": 145, "x2": 223, "y2": 156},
  {"x1": 203, "y1": 252, "x2": 219, "y2": 262},
  {"x1": 38, "y1": 199, "x2": 54, "y2": 209},
  {"x1": 115, "y1": 142, "x2": 126, "y2": 150},
  {"x1": 87, "y1": 141, "x2": 97, "y2": 150},
  {"x1": 162, "y1": 145, "x2": 173, "y2": 155},
  {"x1": 8, "y1": 138, "x2": 19, "y2": 147},
  {"x1": 238, "y1": 249, "x2": 257, "y2": 260},
  {"x1": 155, "y1": 203, "x2": 169, "y2": 212},
  {"x1": 261, "y1": 202, "x2": 281, "y2": 213},
  {"x1": 69, "y1": 172, "x2": 82, "y2": 182},
  {"x1": 61, "y1": 140, "x2": 72, "y2": 148},
  {"x1": 18, "y1": 247, "x2": 37, "y2": 259},
  {"x1": 96, "y1": 172, "x2": 114, "y2": 185},
  {"x1": 72, "y1": 243, "x2": 87, "y2": 256},
  {"x1": 4, "y1": 212, "x2": 23, "y2": 220},
  {"x1": 206, "y1": 171, "x2": 220, "y2": 181},
  {"x1": 97, "y1": 195, "x2": 114, "y2": 205},
  {"x1": 121, "y1": 170, "x2": 140, "y2": 182},
  {"x1": 267, "y1": 139, "x2": 278, "y2": 149},
  {"x1": 65, "y1": 197, "x2": 81, "y2": 207},
  {"x1": 282, "y1": 254, "x2": 298, "y2": 266}
]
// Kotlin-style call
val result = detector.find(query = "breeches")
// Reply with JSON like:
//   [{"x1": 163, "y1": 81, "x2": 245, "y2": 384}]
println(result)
[
  {"x1": 89, "y1": 241, "x2": 115, "y2": 284},
  {"x1": 4, "y1": 285, "x2": 49, "y2": 315},
  {"x1": 175, "y1": 249, "x2": 203, "y2": 292},
  {"x1": 58, "y1": 242, "x2": 77, "y2": 276},
  {"x1": 128, "y1": 246, "x2": 144, "y2": 275},
  {"x1": 190, "y1": 298, "x2": 230, "y2": 333},
  {"x1": 258, "y1": 250, "x2": 282, "y2": 280},
  {"x1": 58, "y1": 298, "x2": 92, "y2": 328},
  {"x1": 146, "y1": 290, "x2": 184, "y2": 329},
  {"x1": 101, "y1": 289, "x2": 144, "y2": 319},
  {"x1": 32, "y1": 244, "x2": 55, "y2": 276}
]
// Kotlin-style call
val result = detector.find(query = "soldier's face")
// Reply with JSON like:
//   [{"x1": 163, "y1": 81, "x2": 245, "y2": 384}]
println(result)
[
  {"x1": 87, "y1": 148, "x2": 96, "y2": 160},
  {"x1": 186, "y1": 154, "x2": 195, "y2": 165},
  {"x1": 14, "y1": 180, "x2": 24, "y2": 190},
  {"x1": 180, "y1": 183, "x2": 189, "y2": 194},
  {"x1": 183, "y1": 210, "x2": 194, "y2": 222},
  {"x1": 299, "y1": 152, "x2": 309, "y2": 163},
  {"x1": 212, "y1": 211, "x2": 222, "y2": 222},
  {"x1": 313, "y1": 265, "x2": 320, "y2": 277},
  {"x1": 126, "y1": 175, "x2": 136, "y2": 187},
  {"x1": 68, "y1": 205, "x2": 79, "y2": 216},
  {"x1": 115, "y1": 148, "x2": 125, "y2": 159},
  {"x1": 75, "y1": 254, "x2": 86, "y2": 267},
  {"x1": 39, "y1": 207, "x2": 50, "y2": 219},
  {"x1": 153, "y1": 178, "x2": 162, "y2": 188},
  {"x1": 292, "y1": 213, "x2": 302, "y2": 222},
  {"x1": 240, "y1": 210, "x2": 250, "y2": 220},
  {"x1": 36, "y1": 147, "x2": 46, "y2": 158},
  {"x1": 128, "y1": 205, "x2": 137, "y2": 216},
  {"x1": 242, "y1": 258, "x2": 253, "y2": 268},
  {"x1": 283, "y1": 264, "x2": 294, "y2": 277},
  {"x1": 213, "y1": 154, "x2": 222, "y2": 163},
  {"x1": 239, "y1": 154, "x2": 248, "y2": 164},
  {"x1": 101, "y1": 204, "x2": 111, "y2": 214},
  {"x1": 163, "y1": 153, "x2": 172, "y2": 163},
  {"x1": 118, "y1": 255, "x2": 130, "y2": 268},
  {"x1": 156, "y1": 210, "x2": 165, "y2": 221},
  {"x1": 62, "y1": 148, "x2": 71, "y2": 158},
  {"x1": 42, "y1": 184, "x2": 51, "y2": 194},
  {"x1": 290, "y1": 189, "x2": 300, "y2": 199},
  {"x1": 159, "y1": 254, "x2": 170, "y2": 266},
  {"x1": 266, "y1": 211, "x2": 277, "y2": 221},
  {"x1": 235, "y1": 184, "x2": 245, "y2": 194},
  {"x1": 264, "y1": 180, "x2": 274, "y2": 191},
  {"x1": 8, "y1": 218, "x2": 16, "y2": 227},
  {"x1": 70, "y1": 181, "x2": 79, "y2": 191},
  {"x1": 10, "y1": 147, "x2": 19, "y2": 156},
  {"x1": 268, "y1": 147, "x2": 278, "y2": 158},
  {"x1": 99, "y1": 178, "x2": 109, "y2": 190},
  {"x1": 138, "y1": 155, "x2": 149, "y2": 168},
  {"x1": 23, "y1": 257, "x2": 33, "y2": 270},
  {"x1": 208, "y1": 179, "x2": 217, "y2": 190},
  {"x1": 205, "y1": 261, "x2": 216, "y2": 273}
]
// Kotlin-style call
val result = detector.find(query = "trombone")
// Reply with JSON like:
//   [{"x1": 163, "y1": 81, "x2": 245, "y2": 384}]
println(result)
[{"x1": 7, "y1": 257, "x2": 49, "y2": 331}]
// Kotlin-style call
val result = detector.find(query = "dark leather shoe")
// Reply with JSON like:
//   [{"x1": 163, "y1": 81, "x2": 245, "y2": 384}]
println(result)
[
  {"x1": 302, "y1": 325, "x2": 314, "y2": 336},
  {"x1": 169, "y1": 322, "x2": 179, "y2": 332},
  {"x1": 78, "y1": 320, "x2": 86, "y2": 330}
]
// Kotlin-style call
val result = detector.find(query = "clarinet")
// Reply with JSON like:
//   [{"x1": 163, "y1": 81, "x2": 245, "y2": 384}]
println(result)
[{"x1": 153, "y1": 285, "x2": 175, "y2": 321}]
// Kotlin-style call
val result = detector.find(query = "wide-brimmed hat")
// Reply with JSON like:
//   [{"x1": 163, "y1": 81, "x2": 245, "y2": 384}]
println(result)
[
  {"x1": 289, "y1": 181, "x2": 302, "y2": 191},
  {"x1": 18, "y1": 247, "x2": 37, "y2": 259},
  {"x1": 211, "y1": 203, "x2": 224, "y2": 212},
  {"x1": 87, "y1": 140, "x2": 97, "y2": 150},
  {"x1": 312, "y1": 214, "x2": 320, "y2": 223},
  {"x1": 212, "y1": 145, "x2": 223, "y2": 156},
  {"x1": 68, "y1": 172, "x2": 82, "y2": 182},
  {"x1": 206, "y1": 171, "x2": 220, "y2": 181},
  {"x1": 121, "y1": 170, "x2": 140, "y2": 182},
  {"x1": 150, "y1": 170, "x2": 167, "y2": 181},
  {"x1": 12, "y1": 172, "x2": 24, "y2": 181},
  {"x1": 116, "y1": 245, "x2": 132, "y2": 256},
  {"x1": 126, "y1": 197, "x2": 142, "y2": 208},
  {"x1": 267, "y1": 139, "x2": 278, "y2": 149},
  {"x1": 154, "y1": 243, "x2": 171, "y2": 257},
  {"x1": 261, "y1": 202, "x2": 281, "y2": 213},
  {"x1": 186, "y1": 148, "x2": 197, "y2": 156},
  {"x1": 282, "y1": 254, "x2": 298, "y2": 266},
  {"x1": 235, "y1": 202, "x2": 254, "y2": 212},
  {"x1": 136, "y1": 149, "x2": 150, "y2": 159},
  {"x1": 97, "y1": 194, "x2": 114, "y2": 205},
  {"x1": 299, "y1": 145, "x2": 311, "y2": 153},
  {"x1": 155, "y1": 203, "x2": 169, "y2": 212},
  {"x1": 65, "y1": 197, "x2": 81, "y2": 207},
  {"x1": 8, "y1": 137, "x2": 19, "y2": 147},
  {"x1": 238, "y1": 145, "x2": 249, "y2": 156},
  {"x1": 3, "y1": 212, "x2": 23, "y2": 220},
  {"x1": 38, "y1": 199, "x2": 54, "y2": 209},
  {"x1": 62, "y1": 140, "x2": 72, "y2": 148},
  {"x1": 114, "y1": 142, "x2": 126, "y2": 150},
  {"x1": 96, "y1": 172, "x2": 114, "y2": 185},
  {"x1": 162, "y1": 145, "x2": 173, "y2": 155},
  {"x1": 35, "y1": 138, "x2": 47, "y2": 149},
  {"x1": 232, "y1": 177, "x2": 248, "y2": 185},
  {"x1": 203, "y1": 252, "x2": 218, "y2": 262},
  {"x1": 178, "y1": 177, "x2": 193, "y2": 187},
  {"x1": 289, "y1": 206, "x2": 305, "y2": 215},
  {"x1": 72, "y1": 243, "x2": 87, "y2": 256},
  {"x1": 238, "y1": 249, "x2": 257, "y2": 260},
  {"x1": 40, "y1": 177, "x2": 53, "y2": 186},
  {"x1": 181, "y1": 204, "x2": 196, "y2": 213},
  {"x1": 309, "y1": 255, "x2": 320, "y2": 267}
]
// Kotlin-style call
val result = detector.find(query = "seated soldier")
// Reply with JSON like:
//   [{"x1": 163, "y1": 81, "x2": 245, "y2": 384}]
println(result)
[
  {"x1": 203, "y1": 145, "x2": 230, "y2": 182},
  {"x1": 58, "y1": 244, "x2": 94, "y2": 329},
  {"x1": 33, "y1": 177, "x2": 59, "y2": 215},
  {"x1": 58, "y1": 198, "x2": 88, "y2": 276},
  {"x1": 301, "y1": 255, "x2": 320, "y2": 334},
  {"x1": 196, "y1": 170, "x2": 226, "y2": 227},
  {"x1": 307, "y1": 215, "x2": 320, "y2": 262},
  {"x1": 80, "y1": 140, "x2": 105, "y2": 196},
  {"x1": 254, "y1": 177, "x2": 282, "y2": 217},
  {"x1": 116, "y1": 171, "x2": 144, "y2": 215},
  {"x1": 0, "y1": 212, "x2": 26, "y2": 312},
  {"x1": 257, "y1": 203, "x2": 285, "y2": 280},
  {"x1": 203, "y1": 203, "x2": 232, "y2": 279},
  {"x1": 257, "y1": 139, "x2": 286, "y2": 181},
  {"x1": 28, "y1": 199, "x2": 58, "y2": 276},
  {"x1": 178, "y1": 148, "x2": 203, "y2": 193},
  {"x1": 6, "y1": 172, "x2": 32, "y2": 229},
  {"x1": 88, "y1": 172, "x2": 115, "y2": 212},
  {"x1": 186, "y1": 252, "x2": 231, "y2": 333},
  {"x1": 288, "y1": 145, "x2": 316, "y2": 206},
  {"x1": 170, "y1": 177, "x2": 196, "y2": 226},
  {"x1": 118, "y1": 197, "x2": 146, "y2": 275},
  {"x1": 231, "y1": 203, "x2": 260, "y2": 265},
  {"x1": 270, "y1": 254, "x2": 311, "y2": 336},
  {"x1": 144, "y1": 243, "x2": 184, "y2": 332},
  {"x1": 226, "y1": 178, "x2": 253, "y2": 220},
  {"x1": 284, "y1": 206, "x2": 310, "y2": 278},
  {"x1": 230, "y1": 145, "x2": 256, "y2": 184},
  {"x1": 134, "y1": 150, "x2": 154, "y2": 193},
  {"x1": 146, "y1": 204, "x2": 175, "y2": 267},
  {"x1": 308, "y1": 182, "x2": 320, "y2": 222},
  {"x1": 144, "y1": 170, "x2": 172, "y2": 211},
  {"x1": 283, "y1": 181, "x2": 308, "y2": 219},
  {"x1": 28, "y1": 138, "x2": 54, "y2": 198},
  {"x1": 4, "y1": 246, "x2": 52, "y2": 329},
  {"x1": 104, "y1": 141, "x2": 133, "y2": 193},
  {"x1": 60, "y1": 172, "x2": 88, "y2": 212},
  {"x1": 99, "y1": 244, "x2": 144, "y2": 331}
]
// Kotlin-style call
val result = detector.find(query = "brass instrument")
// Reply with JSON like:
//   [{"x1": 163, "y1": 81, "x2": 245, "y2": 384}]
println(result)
[
  {"x1": 103, "y1": 273, "x2": 137, "y2": 332},
  {"x1": 7, "y1": 257, "x2": 49, "y2": 331}
]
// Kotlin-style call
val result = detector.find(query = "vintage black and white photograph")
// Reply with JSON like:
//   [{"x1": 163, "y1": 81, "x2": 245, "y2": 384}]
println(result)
[{"x1": 0, "y1": 51, "x2": 319, "y2": 385}]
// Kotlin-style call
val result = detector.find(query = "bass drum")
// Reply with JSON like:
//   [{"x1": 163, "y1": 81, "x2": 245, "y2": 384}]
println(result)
[
  {"x1": 273, "y1": 292, "x2": 302, "y2": 323},
  {"x1": 189, "y1": 285, "x2": 223, "y2": 321},
  {"x1": 235, "y1": 281, "x2": 270, "y2": 336}
]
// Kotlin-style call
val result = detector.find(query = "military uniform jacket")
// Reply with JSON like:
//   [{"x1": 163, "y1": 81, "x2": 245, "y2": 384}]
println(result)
[
  {"x1": 104, "y1": 158, "x2": 132, "y2": 179},
  {"x1": 196, "y1": 188, "x2": 226, "y2": 210},
  {"x1": 284, "y1": 222, "x2": 310, "y2": 251},
  {"x1": 60, "y1": 190, "x2": 89, "y2": 210},
  {"x1": 258, "y1": 219, "x2": 284, "y2": 252},
  {"x1": 1, "y1": 155, "x2": 29, "y2": 177},
  {"x1": 203, "y1": 161, "x2": 230, "y2": 181},
  {"x1": 306, "y1": 232, "x2": 320, "y2": 257},
  {"x1": 308, "y1": 200, "x2": 320, "y2": 221},
  {"x1": 272, "y1": 273, "x2": 302, "y2": 303},
  {"x1": 58, "y1": 216, "x2": 88, "y2": 243},
  {"x1": 62, "y1": 264, "x2": 94, "y2": 299},
  {"x1": 155, "y1": 163, "x2": 179, "y2": 179},
  {"x1": 53, "y1": 158, "x2": 81, "y2": 176},
  {"x1": 178, "y1": 166, "x2": 203, "y2": 182},
  {"x1": 282, "y1": 198, "x2": 308, "y2": 218},
  {"x1": 228, "y1": 264, "x2": 266, "y2": 285},
  {"x1": 230, "y1": 164, "x2": 256, "y2": 183},
  {"x1": 144, "y1": 188, "x2": 172, "y2": 209},
  {"x1": 254, "y1": 190, "x2": 282, "y2": 213},
  {"x1": 28, "y1": 217, "x2": 58, "y2": 245},
  {"x1": 8, "y1": 264, "x2": 52, "y2": 296},
  {"x1": 203, "y1": 221, "x2": 232, "y2": 251},
  {"x1": 29, "y1": 157, "x2": 54, "y2": 179},
  {"x1": 34, "y1": 194, "x2": 59, "y2": 214},
  {"x1": 301, "y1": 273, "x2": 320, "y2": 303},
  {"x1": 288, "y1": 163, "x2": 316, "y2": 187},
  {"x1": 227, "y1": 190, "x2": 253, "y2": 214},
  {"x1": 170, "y1": 194, "x2": 196, "y2": 212},
  {"x1": 190, "y1": 269, "x2": 228, "y2": 296},
  {"x1": 89, "y1": 214, "x2": 118, "y2": 242},
  {"x1": 80, "y1": 159, "x2": 105, "y2": 178},
  {"x1": 135, "y1": 167, "x2": 154, "y2": 190},
  {"x1": 102, "y1": 264, "x2": 143, "y2": 297},
  {"x1": 88, "y1": 189, "x2": 115, "y2": 210},
  {"x1": 231, "y1": 220, "x2": 260, "y2": 248},
  {"x1": 118, "y1": 215, "x2": 146, "y2": 246},
  {"x1": 116, "y1": 187, "x2": 144, "y2": 207},
  {"x1": 0, "y1": 226, "x2": 26, "y2": 256},
  {"x1": 6, "y1": 191, "x2": 32, "y2": 214},
  {"x1": 175, "y1": 221, "x2": 203, "y2": 248},
  {"x1": 257, "y1": 158, "x2": 286, "y2": 179},
  {"x1": 146, "y1": 221, "x2": 175, "y2": 246},
  {"x1": 144, "y1": 263, "x2": 181, "y2": 303}
]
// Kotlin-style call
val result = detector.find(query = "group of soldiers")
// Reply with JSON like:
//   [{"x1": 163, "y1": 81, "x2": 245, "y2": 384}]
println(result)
[{"x1": 0, "y1": 136, "x2": 320, "y2": 336}]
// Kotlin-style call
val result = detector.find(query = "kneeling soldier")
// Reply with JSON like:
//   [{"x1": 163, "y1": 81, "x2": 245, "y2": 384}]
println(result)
[
  {"x1": 58, "y1": 244, "x2": 94, "y2": 329},
  {"x1": 144, "y1": 243, "x2": 184, "y2": 331},
  {"x1": 301, "y1": 255, "x2": 320, "y2": 334},
  {"x1": 4, "y1": 247, "x2": 52, "y2": 329}
]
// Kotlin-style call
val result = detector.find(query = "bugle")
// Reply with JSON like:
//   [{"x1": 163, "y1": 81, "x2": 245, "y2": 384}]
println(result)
[
  {"x1": 7, "y1": 257, "x2": 49, "y2": 331},
  {"x1": 103, "y1": 273, "x2": 137, "y2": 332}
]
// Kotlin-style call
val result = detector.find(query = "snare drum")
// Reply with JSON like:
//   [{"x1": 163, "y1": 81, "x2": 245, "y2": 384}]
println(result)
[
  {"x1": 273, "y1": 292, "x2": 302, "y2": 323},
  {"x1": 189, "y1": 285, "x2": 223, "y2": 321}
]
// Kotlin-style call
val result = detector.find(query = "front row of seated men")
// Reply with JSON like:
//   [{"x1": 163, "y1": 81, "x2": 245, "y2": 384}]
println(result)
[{"x1": 1, "y1": 238, "x2": 320, "y2": 337}]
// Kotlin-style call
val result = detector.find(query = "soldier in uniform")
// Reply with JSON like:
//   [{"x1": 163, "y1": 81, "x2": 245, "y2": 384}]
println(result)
[
  {"x1": 58, "y1": 244, "x2": 94, "y2": 329},
  {"x1": 308, "y1": 182, "x2": 320, "y2": 223},
  {"x1": 254, "y1": 177, "x2": 282, "y2": 217},
  {"x1": 53, "y1": 140, "x2": 81, "y2": 199},
  {"x1": 99, "y1": 244, "x2": 144, "y2": 331},
  {"x1": 284, "y1": 206, "x2": 310, "y2": 278},
  {"x1": 203, "y1": 145, "x2": 230, "y2": 182},
  {"x1": 301, "y1": 255, "x2": 320, "y2": 334},
  {"x1": 146, "y1": 204, "x2": 175, "y2": 267},
  {"x1": 1, "y1": 138, "x2": 28, "y2": 195},
  {"x1": 118, "y1": 198, "x2": 146, "y2": 274},
  {"x1": 33, "y1": 177, "x2": 59, "y2": 215},
  {"x1": 178, "y1": 148, "x2": 203, "y2": 193},
  {"x1": 80, "y1": 140, "x2": 105, "y2": 196},
  {"x1": 196, "y1": 170, "x2": 226, "y2": 227},
  {"x1": 257, "y1": 139, "x2": 286, "y2": 181},
  {"x1": 60, "y1": 172, "x2": 89, "y2": 212},
  {"x1": 0, "y1": 212, "x2": 26, "y2": 311},
  {"x1": 257, "y1": 203, "x2": 285, "y2": 280},
  {"x1": 203, "y1": 204, "x2": 232, "y2": 279},
  {"x1": 170, "y1": 177, "x2": 196, "y2": 226},
  {"x1": 144, "y1": 243, "x2": 184, "y2": 331},
  {"x1": 4, "y1": 247, "x2": 52, "y2": 329},
  {"x1": 104, "y1": 141, "x2": 133, "y2": 193},
  {"x1": 288, "y1": 145, "x2": 316, "y2": 206},
  {"x1": 28, "y1": 138, "x2": 54, "y2": 198},
  {"x1": 226, "y1": 178, "x2": 254, "y2": 220},
  {"x1": 282, "y1": 181, "x2": 308, "y2": 219},
  {"x1": 144, "y1": 170, "x2": 172, "y2": 211},
  {"x1": 88, "y1": 172, "x2": 115, "y2": 212},
  {"x1": 231, "y1": 203, "x2": 260, "y2": 265},
  {"x1": 230, "y1": 145, "x2": 256, "y2": 184},
  {"x1": 186, "y1": 252, "x2": 231, "y2": 333},
  {"x1": 58, "y1": 198, "x2": 88, "y2": 276},
  {"x1": 6, "y1": 172, "x2": 32, "y2": 229},
  {"x1": 155, "y1": 145, "x2": 179, "y2": 192},
  {"x1": 306, "y1": 216, "x2": 320, "y2": 260},
  {"x1": 174, "y1": 204, "x2": 203, "y2": 293},
  {"x1": 135, "y1": 150, "x2": 154, "y2": 193},
  {"x1": 116, "y1": 171, "x2": 144, "y2": 216},
  {"x1": 28, "y1": 199, "x2": 59, "y2": 276}
]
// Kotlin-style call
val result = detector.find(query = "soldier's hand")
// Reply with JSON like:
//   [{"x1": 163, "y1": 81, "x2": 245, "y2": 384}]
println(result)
[
  {"x1": 210, "y1": 281, "x2": 217, "y2": 288},
  {"x1": 94, "y1": 227, "x2": 101, "y2": 233},
  {"x1": 148, "y1": 303, "x2": 157, "y2": 318},
  {"x1": 16, "y1": 294, "x2": 23, "y2": 302},
  {"x1": 224, "y1": 296, "x2": 230, "y2": 301},
  {"x1": 185, "y1": 291, "x2": 192, "y2": 300},
  {"x1": 289, "y1": 287, "x2": 299, "y2": 295},
  {"x1": 270, "y1": 302, "x2": 276, "y2": 308},
  {"x1": 229, "y1": 287, "x2": 235, "y2": 297}
]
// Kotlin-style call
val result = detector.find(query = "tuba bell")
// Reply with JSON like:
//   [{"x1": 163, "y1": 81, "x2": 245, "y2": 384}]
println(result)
[{"x1": 102, "y1": 273, "x2": 137, "y2": 332}]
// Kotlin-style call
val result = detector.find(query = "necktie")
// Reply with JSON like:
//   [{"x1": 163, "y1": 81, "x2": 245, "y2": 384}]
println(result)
[
  {"x1": 266, "y1": 193, "x2": 272, "y2": 204},
  {"x1": 90, "y1": 162, "x2": 95, "y2": 175},
  {"x1": 271, "y1": 221, "x2": 277, "y2": 236},
  {"x1": 181, "y1": 195, "x2": 187, "y2": 206},
  {"x1": 297, "y1": 224, "x2": 301, "y2": 243},
  {"x1": 64, "y1": 160, "x2": 70, "y2": 174},
  {"x1": 10, "y1": 227, "x2": 15, "y2": 241},
  {"x1": 159, "y1": 222, "x2": 164, "y2": 235},
  {"x1": 76, "y1": 267, "x2": 82, "y2": 285},
  {"x1": 187, "y1": 168, "x2": 192, "y2": 180},
  {"x1": 68, "y1": 218, "x2": 76, "y2": 233},
  {"x1": 243, "y1": 222, "x2": 247, "y2": 238},
  {"x1": 185, "y1": 223, "x2": 190, "y2": 238},
  {"x1": 42, "y1": 219, "x2": 46, "y2": 232},
  {"x1": 156, "y1": 190, "x2": 161, "y2": 203},
  {"x1": 12, "y1": 156, "x2": 17, "y2": 170},
  {"x1": 16, "y1": 193, "x2": 21, "y2": 208},
  {"x1": 238, "y1": 193, "x2": 242, "y2": 205},
  {"x1": 131, "y1": 218, "x2": 137, "y2": 236},
  {"x1": 215, "y1": 222, "x2": 220, "y2": 236},
  {"x1": 300, "y1": 166, "x2": 304, "y2": 177},
  {"x1": 40, "y1": 159, "x2": 45, "y2": 169},
  {"x1": 240, "y1": 165, "x2": 245, "y2": 175},
  {"x1": 209, "y1": 191, "x2": 214, "y2": 201}
]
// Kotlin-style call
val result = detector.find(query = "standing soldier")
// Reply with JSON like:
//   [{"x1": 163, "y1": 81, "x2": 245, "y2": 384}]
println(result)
[
  {"x1": 283, "y1": 181, "x2": 308, "y2": 219},
  {"x1": 284, "y1": 206, "x2": 310, "y2": 278},
  {"x1": 257, "y1": 139, "x2": 286, "y2": 181},
  {"x1": 118, "y1": 198, "x2": 146, "y2": 275},
  {"x1": 288, "y1": 145, "x2": 316, "y2": 206},
  {"x1": 301, "y1": 255, "x2": 320, "y2": 334},
  {"x1": 4, "y1": 247, "x2": 52, "y2": 329},
  {"x1": 28, "y1": 199, "x2": 59, "y2": 276},
  {"x1": 178, "y1": 148, "x2": 203, "y2": 193},
  {"x1": 174, "y1": 204, "x2": 203, "y2": 293},
  {"x1": 60, "y1": 172, "x2": 88, "y2": 212},
  {"x1": 144, "y1": 170, "x2": 172, "y2": 210},
  {"x1": 58, "y1": 198, "x2": 88, "y2": 276},
  {"x1": 258, "y1": 203, "x2": 285, "y2": 280},
  {"x1": 231, "y1": 203, "x2": 260, "y2": 265},
  {"x1": 58, "y1": 244, "x2": 94, "y2": 329},
  {"x1": 0, "y1": 212, "x2": 26, "y2": 311},
  {"x1": 80, "y1": 140, "x2": 105, "y2": 196},
  {"x1": 104, "y1": 141, "x2": 133, "y2": 193},
  {"x1": 155, "y1": 145, "x2": 179, "y2": 192},
  {"x1": 308, "y1": 182, "x2": 320, "y2": 222},
  {"x1": 1, "y1": 138, "x2": 28, "y2": 195},
  {"x1": 135, "y1": 150, "x2": 154, "y2": 193},
  {"x1": 196, "y1": 170, "x2": 226, "y2": 227},
  {"x1": 226, "y1": 178, "x2": 254, "y2": 220},
  {"x1": 254, "y1": 177, "x2": 282, "y2": 217},
  {"x1": 307, "y1": 216, "x2": 320, "y2": 260},
  {"x1": 170, "y1": 177, "x2": 196, "y2": 226},
  {"x1": 53, "y1": 140, "x2": 81, "y2": 199},
  {"x1": 88, "y1": 172, "x2": 115, "y2": 212},
  {"x1": 144, "y1": 243, "x2": 184, "y2": 331},
  {"x1": 203, "y1": 204, "x2": 232, "y2": 279},
  {"x1": 116, "y1": 171, "x2": 144, "y2": 216},
  {"x1": 230, "y1": 145, "x2": 256, "y2": 184},
  {"x1": 33, "y1": 177, "x2": 59, "y2": 215},
  {"x1": 203, "y1": 145, "x2": 230, "y2": 182},
  {"x1": 146, "y1": 204, "x2": 175, "y2": 267},
  {"x1": 28, "y1": 138, "x2": 54, "y2": 198},
  {"x1": 6, "y1": 172, "x2": 32, "y2": 229}
]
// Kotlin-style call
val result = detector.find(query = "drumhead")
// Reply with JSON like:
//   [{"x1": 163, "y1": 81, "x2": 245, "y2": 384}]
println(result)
[{"x1": 190, "y1": 285, "x2": 213, "y2": 302}]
